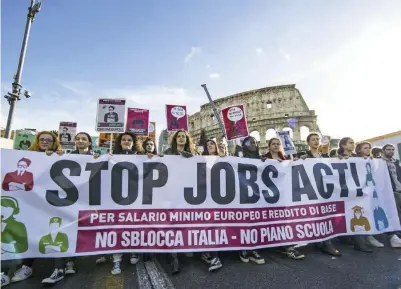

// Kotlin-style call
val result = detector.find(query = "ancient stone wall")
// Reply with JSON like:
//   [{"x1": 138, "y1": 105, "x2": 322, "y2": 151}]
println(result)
[{"x1": 188, "y1": 84, "x2": 320, "y2": 153}]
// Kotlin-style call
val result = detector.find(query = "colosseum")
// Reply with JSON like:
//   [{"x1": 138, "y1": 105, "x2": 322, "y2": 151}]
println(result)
[{"x1": 159, "y1": 84, "x2": 320, "y2": 153}]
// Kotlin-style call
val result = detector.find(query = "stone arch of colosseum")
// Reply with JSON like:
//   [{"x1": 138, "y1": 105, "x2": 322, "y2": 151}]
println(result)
[{"x1": 188, "y1": 84, "x2": 320, "y2": 153}]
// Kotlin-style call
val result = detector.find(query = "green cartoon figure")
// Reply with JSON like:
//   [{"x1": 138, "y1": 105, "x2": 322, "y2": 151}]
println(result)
[
  {"x1": 38, "y1": 217, "x2": 69, "y2": 254},
  {"x1": 1, "y1": 196, "x2": 28, "y2": 254}
]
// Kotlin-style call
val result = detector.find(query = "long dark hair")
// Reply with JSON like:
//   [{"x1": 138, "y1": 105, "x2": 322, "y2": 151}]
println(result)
[
  {"x1": 202, "y1": 139, "x2": 220, "y2": 156},
  {"x1": 113, "y1": 132, "x2": 142, "y2": 154},
  {"x1": 75, "y1": 132, "x2": 93, "y2": 151},
  {"x1": 169, "y1": 130, "x2": 195, "y2": 154},
  {"x1": 142, "y1": 137, "x2": 157, "y2": 154},
  {"x1": 337, "y1": 137, "x2": 353, "y2": 156},
  {"x1": 238, "y1": 136, "x2": 260, "y2": 157},
  {"x1": 267, "y1": 137, "x2": 286, "y2": 160},
  {"x1": 355, "y1": 141, "x2": 371, "y2": 157}
]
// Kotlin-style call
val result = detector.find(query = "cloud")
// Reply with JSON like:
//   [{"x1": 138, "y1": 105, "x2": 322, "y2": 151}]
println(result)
[
  {"x1": 279, "y1": 48, "x2": 290, "y2": 61},
  {"x1": 255, "y1": 47, "x2": 264, "y2": 55},
  {"x1": 209, "y1": 73, "x2": 221, "y2": 79},
  {"x1": 184, "y1": 46, "x2": 202, "y2": 63}
]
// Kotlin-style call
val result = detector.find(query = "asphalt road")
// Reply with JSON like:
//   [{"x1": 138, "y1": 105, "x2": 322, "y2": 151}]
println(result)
[{"x1": 5, "y1": 236, "x2": 401, "y2": 289}]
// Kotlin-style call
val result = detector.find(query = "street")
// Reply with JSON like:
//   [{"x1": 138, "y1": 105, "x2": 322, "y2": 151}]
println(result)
[{"x1": 6, "y1": 237, "x2": 401, "y2": 289}]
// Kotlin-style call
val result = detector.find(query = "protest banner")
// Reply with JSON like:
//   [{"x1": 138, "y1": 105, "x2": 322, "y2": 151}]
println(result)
[
  {"x1": 13, "y1": 130, "x2": 36, "y2": 150},
  {"x1": 1, "y1": 149, "x2": 399, "y2": 260},
  {"x1": 277, "y1": 130, "x2": 297, "y2": 156},
  {"x1": 221, "y1": 105, "x2": 249, "y2": 140},
  {"x1": 96, "y1": 99, "x2": 126, "y2": 133},
  {"x1": 58, "y1": 122, "x2": 77, "y2": 150},
  {"x1": 126, "y1": 108, "x2": 150, "y2": 136},
  {"x1": 166, "y1": 105, "x2": 188, "y2": 132}
]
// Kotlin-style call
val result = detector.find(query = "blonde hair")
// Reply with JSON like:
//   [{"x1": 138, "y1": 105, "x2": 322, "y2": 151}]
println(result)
[{"x1": 28, "y1": 131, "x2": 61, "y2": 152}]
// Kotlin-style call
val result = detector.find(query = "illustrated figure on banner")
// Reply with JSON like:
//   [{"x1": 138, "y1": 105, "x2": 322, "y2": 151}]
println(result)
[
  {"x1": 364, "y1": 162, "x2": 388, "y2": 231},
  {"x1": 372, "y1": 190, "x2": 389, "y2": 231},
  {"x1": 18, "y1": 134, "x2": 31, "y2": 150},
  {"x1": 39, "y1": 217, "x2": 69, "y2": 254},
  {"x1": 2, "y1": 158, "x2": 34, "y2": 192},
  {"x1": 1, "y1": 197, "x2": 28, "y2": 255},
  {"x1": 104, "y1": 105, "x2": 119, "y2": 123},
  {"x1": 350, "y1": 206, "x2": 371, "y2": 232},
  {"x1": 59, "y1": 127, "x2": 72, "y2": 143}
]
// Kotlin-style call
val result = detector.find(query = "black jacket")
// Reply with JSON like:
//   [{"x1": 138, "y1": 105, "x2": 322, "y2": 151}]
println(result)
[{"x1": 384, "y1": 158, "x2": 401, "y2": 192}]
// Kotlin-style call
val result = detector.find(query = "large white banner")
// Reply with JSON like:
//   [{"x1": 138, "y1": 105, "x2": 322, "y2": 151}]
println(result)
[{"x1": 1, "y1": 149, "x2": 400, "y2": 260}]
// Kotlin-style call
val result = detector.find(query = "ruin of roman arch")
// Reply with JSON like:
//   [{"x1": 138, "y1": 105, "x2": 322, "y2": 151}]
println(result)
[{"x1": 188, "y1": 84, "x2": 320, "y2": 153}]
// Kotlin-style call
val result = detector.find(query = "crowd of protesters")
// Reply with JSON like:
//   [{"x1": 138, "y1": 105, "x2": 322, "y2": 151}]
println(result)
[{"x1": 1, "y1": 129, "x2": 401, "y2": 287}]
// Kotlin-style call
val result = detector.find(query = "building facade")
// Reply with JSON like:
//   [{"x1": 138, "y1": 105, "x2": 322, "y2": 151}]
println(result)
[
  {"x1": 364, "y1": 131, "x2": 401, "y2": 160},
  {"x1": 188, "y1": 84, "x2": 320, "y2": 153}
]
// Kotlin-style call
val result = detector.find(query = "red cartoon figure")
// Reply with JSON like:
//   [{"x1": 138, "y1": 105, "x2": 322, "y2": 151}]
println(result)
[{"x1": 2, "y1": 158, "x2": 34, "y2": 192}]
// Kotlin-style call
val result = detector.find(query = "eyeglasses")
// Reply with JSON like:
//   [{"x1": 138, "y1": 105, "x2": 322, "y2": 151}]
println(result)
[
  {"x1": 39, "y1": 138, "x2": 53, "y2": 143},
  {"x1": 17, "y1": 165, "x2": 27, "y2": 168}
]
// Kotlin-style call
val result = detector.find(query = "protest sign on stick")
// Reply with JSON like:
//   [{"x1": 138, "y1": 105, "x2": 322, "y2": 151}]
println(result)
[
  {"x1": 138, "y1": 122, "x2": 156, "y2": 144},
  {"x1": 221, "y1": 105, "x2": 249, "y2": 140},
  {"x1": 13, "y1": 130, "x2": 36, "y2": 150},
  {"x1": 96, "y1": 99, "x2": 126, "y2": 133},
  {"x1": 126, "y1": 108, "x2": 150, "y2": 136},
  {"x1": 58, "y1": 122, "x2": 77, "y2": 150},
  {"x1": 166, "y1": 105, "x2": 188, "y2": 132},
  {"x1": 277, "y1": 130, "x2": 297, "y2": 156}
]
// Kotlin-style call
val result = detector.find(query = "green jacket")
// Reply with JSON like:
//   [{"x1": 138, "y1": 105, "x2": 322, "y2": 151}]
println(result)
[
  {"x1": 1, "y1": 218, "x2": 28, "y2": 254},
  {"x1": 38, "y1": 232, "x2": 69, "y2": 254}
]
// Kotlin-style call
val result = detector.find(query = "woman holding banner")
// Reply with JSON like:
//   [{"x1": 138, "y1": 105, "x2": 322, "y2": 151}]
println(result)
[
  {"x1": 200, "y1": 139, "x2": 224, "y2": 272},
  {"x1": 300, "y1": 133, "x2": 342, "y2": 257},
  {"x1": 163, "y1": 130, "x2": 196, "y2": 274},
  {"x1": 337, "y1": 137, "x2": 373, "y2": 253},
  {"x1": 107, "y1": 132, "x2": 143, "y2": 275},
  {"x1": 217, "y1": 138, "x2": 229, "y2": 156},
  {"x1": 1, "y1": 132, "x2": 62, "y2": 286},
  {"x1": 28, "y1": 131, "x2": 62, "y2": 155},
  {"x1": 41, "y1": 132, "x2": 102, "y2": 285},
  {"x1": 234, "y1": 136, "x2": 266, "y2": 264},
  {"x1": 70, "y1": 133, "x2": 97, "y2": 156},
  {"x1": 261, "y1": 138, "x2": 306, "y2": 260},
  {"x1": 142, "y1": 137, "x2": 161, "y2": 159}
]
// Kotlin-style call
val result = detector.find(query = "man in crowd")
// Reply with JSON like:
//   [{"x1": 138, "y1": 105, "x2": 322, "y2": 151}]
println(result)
[{"x1": 382, "y1": 144, "x2": 401, "y2": 247}]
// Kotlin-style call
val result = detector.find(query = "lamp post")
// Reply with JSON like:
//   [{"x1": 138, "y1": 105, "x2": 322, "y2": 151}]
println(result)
[{"x1": 3, "y1": 0, "x2": 41, "y2": 139}]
